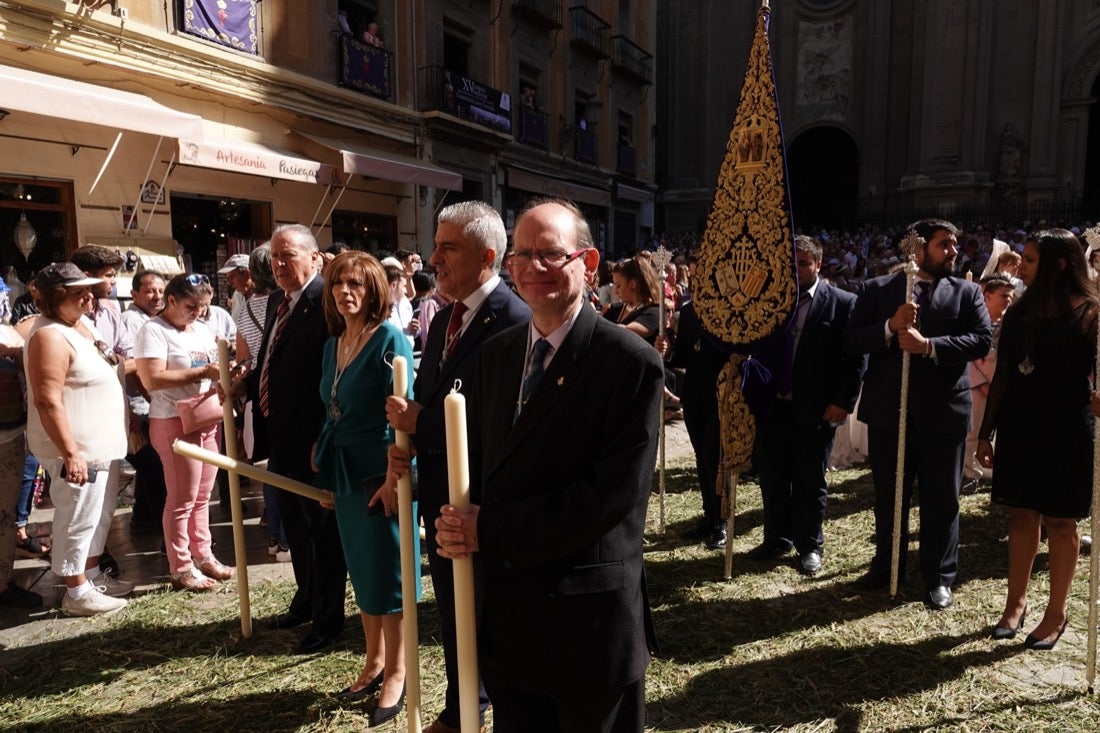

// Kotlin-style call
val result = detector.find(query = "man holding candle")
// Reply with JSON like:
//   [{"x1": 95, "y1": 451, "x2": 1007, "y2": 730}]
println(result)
[
  {"x1": 385, "y1": 200, "x2": 529, "y2": 733},
  {"x1": 433, "y1": 198, "x2": 664, "y2": 732}
]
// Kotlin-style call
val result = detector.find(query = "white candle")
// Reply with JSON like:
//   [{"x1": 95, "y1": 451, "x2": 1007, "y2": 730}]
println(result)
[
  {"x1": 390, "y1": 354, "x2": 422, "y2": 732},
  {"x1": 444, "y1": 387, "x2": 479, "y2": 733}
]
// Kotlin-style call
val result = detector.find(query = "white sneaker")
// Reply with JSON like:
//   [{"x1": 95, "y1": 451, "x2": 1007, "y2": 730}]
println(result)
[
  {"x1": 62, "y1": 587, "x2": 128, "y2": 617},
  {"x1": 94, "y1": 574, "x2": 135, "y2": 598},
  {"x1": 275, "y1": 544, "x2": 291, "y2": 563}
]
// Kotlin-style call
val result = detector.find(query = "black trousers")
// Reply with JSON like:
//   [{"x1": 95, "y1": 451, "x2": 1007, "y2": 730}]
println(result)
[
  {"x1": 753, "y1": 400, "x2": 836, "y2": 554},
  {"x1": 483, "y1": 674, "x2": 645, "y2": 733},
  {"x1": 867, "y1": 427, "x2": 963, "y2": 589},
  {"x1": 683, "y1": 397, "x2": 721, "y2": 526},
  {"x1": 273, "y1": 461, "x2": 347, "y2": 638}
]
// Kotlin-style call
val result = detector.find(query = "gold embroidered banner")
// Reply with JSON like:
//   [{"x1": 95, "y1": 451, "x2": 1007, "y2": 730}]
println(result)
[{"x1": 696, "y1": 3, "x2": 796, "y2": 511}]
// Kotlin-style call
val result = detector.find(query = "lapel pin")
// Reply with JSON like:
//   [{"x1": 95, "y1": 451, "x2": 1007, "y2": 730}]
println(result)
[
  {"x1": 483, "y1": 316, "x2": 491, "y2": 324},
  {"x1": 556, "y1": 377, "x2": 564, "y2": 386}
]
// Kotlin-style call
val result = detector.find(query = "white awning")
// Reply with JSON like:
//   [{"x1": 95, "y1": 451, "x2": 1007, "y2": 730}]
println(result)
[
  {"x1": 178, "y1": 137, "x2": 341, "y2": 186},
  {"x1": 294, "y1": 131, "x2": 463, "y2": 191},
  {"x1": 0, "y1": 64, "x2": 204, "y2": 139}
]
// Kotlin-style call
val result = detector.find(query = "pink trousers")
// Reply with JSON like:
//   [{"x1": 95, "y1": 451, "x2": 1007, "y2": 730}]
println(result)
[{"x1": 150, "y1": 417, "x2": 220, "y2": 574}]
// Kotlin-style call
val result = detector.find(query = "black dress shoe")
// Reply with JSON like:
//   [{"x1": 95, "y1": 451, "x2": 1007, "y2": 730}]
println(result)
[
  {"x1": 270, "y1": 612, "x2": 308, "y2": 630},
  {"x1": 336, "y1": 671, "x2": 384, "y2": 701},
  {"x1": 991, "y1": 605, "x2": 1028, "y2": 640},
  {"x1": 745, "y1": 541, "x2": 792, "y2": 560},
  {"x1": 1025, "y1": 618, "x2": 1068, "y2": 650},
  {"x1": 925, "y1": 585, "x2": 954, "y2": 610},
  {"x1": 799, "y1": 551, "x2": 823, "y2": 577},
  {"x1": 706, "y1": 526, "x2": 728, "y2": 549},
  {"x1": 371, "y1": 685, "x2": 406, "y2": 726},
  {"x1": 855, "y1": 570, "x2": 889, "y2": 590},
  {"x1": 293, "y1": 631, "x2": 338, "y2": 654}
]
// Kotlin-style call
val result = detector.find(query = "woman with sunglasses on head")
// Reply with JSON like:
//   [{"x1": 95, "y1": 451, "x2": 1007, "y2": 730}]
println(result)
[
  {"x1": 604, "y1": 255, "x2": 663, "y2": 344},
  {"x1": 977, "y1": 229, "x2": 1099, "y2": 650},
  {"x1": 135, "y1": 273, "x2": 234, "y2": 592},
  {"x1": 25, "y1": 263, "x2": 131, "y2": 616},
  {"x1": 313, "y1": 251, "x2": 418, "y2": 724}
]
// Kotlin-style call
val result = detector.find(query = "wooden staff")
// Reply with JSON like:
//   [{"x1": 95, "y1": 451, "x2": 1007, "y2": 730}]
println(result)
[
  {"x1": 172, "y1": 440, "x2": 329, "y2": 502},
  {"x1": 890, "y1": 259, "x2": 919, "y2": 598},
  {"x1": 444, "y1": 384, "x2": 480, "y2": 733},
  {"x1": 1088, "y1": 351, "x2": 1100, "y2": 692},
  {"x1": 723, "y1": 470, "x2": 739, "y2": 580},
  {"x1": 217, "y1": 339, "x2": 251, "y2": 638},
  {"x1": 652, "y1": 245, "x2": 674, "y2": 535},
  {"x1": 391, "y1": 355, "x2": 422, "y2": 733}
]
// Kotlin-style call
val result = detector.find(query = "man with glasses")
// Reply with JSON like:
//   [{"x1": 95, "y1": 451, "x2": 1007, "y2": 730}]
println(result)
[
  {"x1": 386, "y1": 200, "x2": 529, "y2": 733},
  {"x1": 432, "y1": 198, "x2": 663, "y2": 732}
]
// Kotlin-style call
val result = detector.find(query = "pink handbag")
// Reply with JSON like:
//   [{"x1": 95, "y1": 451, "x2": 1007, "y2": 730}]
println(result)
[{"x1": 176, "y1": 388, "x2": 224, "y2": 433}]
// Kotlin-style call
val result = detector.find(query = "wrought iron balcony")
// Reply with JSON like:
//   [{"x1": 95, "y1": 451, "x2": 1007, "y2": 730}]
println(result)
[
  {"x1": 610, "y1": 35, "x2": 653, "y2": 85},
  {"x1": 337, "y1": 34, "x2": 394, "y2": 101},
  {"x1": 517, "y1": 105, "x2": 549, "y2": 150},
  {"x1": 512, "y1": 0, "x2": 563, "y2": 30},
  {"x1": 617, "y1": 143, "x2": 636, "y2": 176},
  {"x1": 569, "y1": 6, "x2": 610, "y2": 59},
  {"x1": 421, "y1": 66, "x2": 513, "y2": 135},
  {"x1": 574, "y1": 127, "x2": 598, "y2": 166}
]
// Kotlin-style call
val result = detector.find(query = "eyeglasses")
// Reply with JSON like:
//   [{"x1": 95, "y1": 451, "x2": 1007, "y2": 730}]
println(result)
[
  {"x1": 506, "y1": 248, "x2": 589, "y2": 268},
  {"x1": 185, "y1": 273, "x2": 211, "y2": 286}
]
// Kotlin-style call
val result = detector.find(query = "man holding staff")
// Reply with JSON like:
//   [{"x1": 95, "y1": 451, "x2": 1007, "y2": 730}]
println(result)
[
  {"x1": 238, "y1": 224, "x2": 347, "y2": 653},
  {"x1": 844, "y1": 219, "x2": 991, "y2": 609},
  {"x1": 386, "y1": 201, "x2": 529, "y2": 733},
  {"x1": 433, "y1": 199, "x2": 663, "y2": 731}
]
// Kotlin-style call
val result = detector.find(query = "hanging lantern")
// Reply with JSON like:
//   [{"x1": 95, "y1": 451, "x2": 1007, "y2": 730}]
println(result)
[{"x1": 13, "y1": 212, "x2": 37, "y2": 259}]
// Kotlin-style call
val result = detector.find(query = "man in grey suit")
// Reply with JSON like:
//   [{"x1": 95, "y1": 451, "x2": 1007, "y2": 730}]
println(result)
[
  {"x1": 434, "y1": 199, "x2": 663, "y2": 732},
  {"x1": 844, "y1": 219, "x2": 991, "y2": 609},
  {"x1": 386, "y1": 201, "x2": 529, "y2": 733},
  {"x1": 749, "y1": 235, "x2": 866, "y2": 576}
]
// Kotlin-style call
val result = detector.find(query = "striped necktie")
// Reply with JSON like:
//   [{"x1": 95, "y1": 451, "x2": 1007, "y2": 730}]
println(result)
[{"x1": 258, "y1": 295, "x2": 291, "y2": 418}]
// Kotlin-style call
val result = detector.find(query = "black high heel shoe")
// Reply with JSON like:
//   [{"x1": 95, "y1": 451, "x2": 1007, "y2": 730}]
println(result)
[
  {"x1": 371, "y1": 684, "x2": 406, "y2": 726},
  {"x1": 1024, "y1": 618, "x2": 1068, "y2": 651},
  {"x1": 991, "y1": 605, "x2": 1028, "y2": 641},
  {"x1": 335, "y1": 670, "x2": 384, "y2": 702}
]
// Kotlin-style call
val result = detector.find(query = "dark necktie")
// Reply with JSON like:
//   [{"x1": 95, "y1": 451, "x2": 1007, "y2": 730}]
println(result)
[
  {"x1": 520, "y1": 338, "x2": 551, "y2": 408},
  {"x1": 444, "y1": 301, "x2": 468, "y2": 359},
  {"x1": 775, "y1": 291, "x2": 811, "y2": 396},
  {"x1": 258, "y1": 295, "x2": 291, "y2": 418},
  {"x1": 914, "y1": 280, "x2": 932, "y2": 327}
]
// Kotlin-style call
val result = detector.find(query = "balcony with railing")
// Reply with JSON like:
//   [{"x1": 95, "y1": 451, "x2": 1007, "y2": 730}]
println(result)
[
  {"x1": 617, "y1": 143, "x2": 636, "y2": 176},
  {"x1": 337, "y1": 34, "x2": 394, "y2": 101},
  {"x1": 517, "y1": 105, "x2": 549, "y2": 150},
  {"x1": 421, "y1": 66, "x2": 513, "y2": 135},
  {"x1": 512, "y1": 0, "x2": 563, "y2": 29},
  {"x1": 610, "y1": 35, "x2": 653, "y2": 85},
  {"x1": 574, "y1": 127, "x2": 598, "y2": 166},
  {"x1": 569, "y1": 6, "x2": 610, "y2": 59}
]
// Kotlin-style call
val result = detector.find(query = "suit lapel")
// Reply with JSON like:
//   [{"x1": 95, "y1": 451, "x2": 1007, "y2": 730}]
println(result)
[
  {"x1": 490, "y1": 306, "x2": 595, "y2": 476},
  {"x1": 272, "y1": 280, "x2": 321, "y2": 358},
  {"x1": 431, "y1": 296, "x2": 499, "y2": 400}
]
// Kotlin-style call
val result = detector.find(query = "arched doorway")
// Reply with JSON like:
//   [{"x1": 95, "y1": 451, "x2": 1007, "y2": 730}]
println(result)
[
  {"x1": 786, "y1": 126, "x2": 859, "y2": 229},
  {"x1": 1083, "y1": 75, "x2": 1100, "y2": 209}
]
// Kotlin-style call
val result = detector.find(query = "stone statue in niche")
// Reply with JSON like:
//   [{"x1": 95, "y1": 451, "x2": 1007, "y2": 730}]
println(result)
[{"x1": 998, "y1": 123, "x2": 1025, "y2": 179}]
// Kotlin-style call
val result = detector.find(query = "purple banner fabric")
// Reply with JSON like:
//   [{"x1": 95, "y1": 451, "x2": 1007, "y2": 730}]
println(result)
[{"x1": 181, "y1": 0, "x2": 258, "y2": 55}]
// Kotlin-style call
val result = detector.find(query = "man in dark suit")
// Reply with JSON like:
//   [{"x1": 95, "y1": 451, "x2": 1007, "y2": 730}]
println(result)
[
  {"x1": 386, "y1": 201, "x2": 529, "y2": 733},
  {"x1": 245, "y1": 223, "x2": 346, "y2": 652},
  {"x1": 435, "y1": 199, "x2": 663, "y2": 732},
  {"x1": 749, "y1": 235, "x2": 866, "y2": 576},
  {"x1": 844, "y1": 219, "x2": 991, "y2": 609}
]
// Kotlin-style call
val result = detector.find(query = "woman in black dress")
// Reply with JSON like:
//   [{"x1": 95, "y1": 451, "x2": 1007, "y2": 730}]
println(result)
[
  {"x1": 604, "y1": 255, "x2": 662, "y2": 344},
  {"x1": 977, "y1": 228, "x2": 1098, "y2": 650}
]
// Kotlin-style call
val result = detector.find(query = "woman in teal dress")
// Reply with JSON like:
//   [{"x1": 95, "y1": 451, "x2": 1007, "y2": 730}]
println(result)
[{"x1": 313, "y1": 250, "x2": 419, "y2": 723}]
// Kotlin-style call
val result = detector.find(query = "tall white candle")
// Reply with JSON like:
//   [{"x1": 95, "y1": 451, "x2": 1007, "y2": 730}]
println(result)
[
  {"x1": 444, "y1": 386, "x2": 479, "y2": 733},
  {"x1": 391, "y1": 354, "x2": 422, "y2": 732}
]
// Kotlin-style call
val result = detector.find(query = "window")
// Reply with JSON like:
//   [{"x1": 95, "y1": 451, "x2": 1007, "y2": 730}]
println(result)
[
  {"x1": 619, "y1": 0, "x2": 631, "y2": 33},
  {"x1": 332, "y1": 211, "x2": 398, "y2": 253},
  {"x1": 178, "y1": 0, "x2": 259, "y2": 55},
  {"x1": 0, "y1": 177, "x2": 77, "y2": 279},
  {"x1": 443, "y1": 21, "x2": 472, "y2": 77}
]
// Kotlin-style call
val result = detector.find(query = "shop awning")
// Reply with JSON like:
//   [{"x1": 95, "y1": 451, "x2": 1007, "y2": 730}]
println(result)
[
  {"x1": 294, "y1": 131, "x2": 463, "y2": 191},
  {"x1": 0, "y1": 64, "x2": 204, "y2": 139},
  {"x1": 507, "y1": 166, "x2": 611, "y2": 208},
  {"x1": 177, "y1": 137, "x2": 341, "y2": 186}
]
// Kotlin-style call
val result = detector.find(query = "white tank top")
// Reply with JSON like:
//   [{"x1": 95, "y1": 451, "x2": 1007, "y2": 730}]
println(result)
[{"x1": 25, "y1": 319, "x2": 127, "y2": 464}]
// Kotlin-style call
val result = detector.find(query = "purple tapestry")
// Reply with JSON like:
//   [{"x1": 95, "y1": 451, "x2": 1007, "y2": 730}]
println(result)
[{"x1": 181, "y1": 0, "x2": 258, "y2": 55}]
